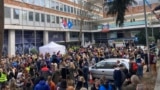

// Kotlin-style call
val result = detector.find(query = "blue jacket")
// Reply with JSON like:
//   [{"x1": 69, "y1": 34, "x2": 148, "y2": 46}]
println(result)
[
  {"x1": 34, "y1": 80, "x2": 50, "y2": 90},
  {"x1": 99, "y1": 84, "x2": 112, "y2": 90},
  {"x1": 99, "y1": 85, "x2": 106, "y2": 90}
]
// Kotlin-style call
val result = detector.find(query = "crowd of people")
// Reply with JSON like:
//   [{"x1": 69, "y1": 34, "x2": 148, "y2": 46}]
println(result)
[{"x1": 0, "y1": 42, "x2": 159, "y2": 90}]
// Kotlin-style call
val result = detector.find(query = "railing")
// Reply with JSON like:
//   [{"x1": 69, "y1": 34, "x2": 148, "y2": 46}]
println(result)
[{"x1": 97, "y1": 20, "x2": 147, "y2": 29}]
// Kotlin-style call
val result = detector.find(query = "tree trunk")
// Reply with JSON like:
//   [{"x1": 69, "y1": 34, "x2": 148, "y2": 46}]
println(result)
[
  {"x1": 79, "y1": 19, "x2": 83, "y2": 46},
  {"x1": 0, "y1": 0, "x2": 4, "y2": 60}
]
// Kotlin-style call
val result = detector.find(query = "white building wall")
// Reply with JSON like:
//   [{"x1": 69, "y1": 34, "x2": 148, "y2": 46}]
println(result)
[
  {"x1": 43, "y1": 31, "x2": 49, "y2": 45},
  {"x1": 8, "y1": 30, "x2": 15, "y2": 56}
]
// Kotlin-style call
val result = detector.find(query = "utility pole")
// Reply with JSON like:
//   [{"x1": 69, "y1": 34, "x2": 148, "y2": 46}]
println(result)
[
  {"x1": 143, "y1": 0, "x2": 150, "y2": 72},
  {"x1": 0, "y1": 0, "x2": 4, "y2": 60}
]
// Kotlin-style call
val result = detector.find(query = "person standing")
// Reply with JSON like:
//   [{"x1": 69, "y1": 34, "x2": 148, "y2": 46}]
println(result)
[
  {"x1": 34, "y1": 76, "x2": 50, "y2": 90},
  {"x1": 0, "y1": 68, "x2": 7, "y2": 90},
  {"x1": 113, "y1": 65, "x2": 122, "y2": 90},
  {"x1": 136, "y1": 55, "x2": 144, "y2": 79}
]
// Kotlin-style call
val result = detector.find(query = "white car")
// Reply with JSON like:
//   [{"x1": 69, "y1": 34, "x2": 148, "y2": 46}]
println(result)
[{"x1": 89, "y1": 58, "x2": 130, "y2": 80}]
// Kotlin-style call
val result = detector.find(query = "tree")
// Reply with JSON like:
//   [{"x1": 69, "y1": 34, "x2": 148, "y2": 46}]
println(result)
[
  {"x1": 104, "y1": 0, "x2": 137, "y2": 26},
  {"x1": 0, "y1": 0, "x2": 4, "y2": 60},
  {"x1": 75, "y1": 0, "x2": 101, "y2": 46}
]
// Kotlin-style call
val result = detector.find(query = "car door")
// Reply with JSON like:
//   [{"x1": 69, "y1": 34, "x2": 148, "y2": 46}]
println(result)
[
  {"x1": 90, "y1": 61, "x2": 106, "y2": 78},
  {"x1": 103, "y1": 62, "x2": 116, "y2": 80}
]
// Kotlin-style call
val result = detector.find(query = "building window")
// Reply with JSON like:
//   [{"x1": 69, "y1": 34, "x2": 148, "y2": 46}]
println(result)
[
  {"x1": 47, "y1": 15, "x2": 50, "y2": 23},
  {"x1": 41, "y1": 14, "x2": 45, "y2": 22},
  {"x1": 77, "y1": 9, "x2": 80, "y2": 15},
  {"x1": 40, "y1": 0, "x2": 45, "y2": 6},
  {"x1": 71, "y1": 7, "x2": 73, "y2": 13},
  {"x1": 56, "y1": 16, "x2": 59, "y2": 24},
  {"x1": 68, "y1": 6, "x2": 70, "y2": 13},
  {"x1": 56, "y1": 2, "x2": 59, "y2": 10},
  {"x1": 51, "y1": 15, "x2": 55, "y2": 23},
  {"x1": 34, "y1": 0, "x2": 40, "y2": 6},
  {"x1": 60, "y1": 4, "x2": 63, "y2": 11},
  {"x1": 13, "y1": 8, "x2": 19, "y2": 19},
  {"x1": 64, "y1": 5, "x2": 67, "y2": 12},
  {"x1": 51, "y1": 1, "x2": 55, "y2": 9},
  {"x1": 22, "y1": 0, "x2": 28, "y2": 3},
  {"x1": 4, "y1": 7, "x2": 11, "y2": 18},
  {"x1": 29, "y1": 11, "x2": 33, "y2": 21},
  {"x1": 74, "y1": 8, "x2": 76, "y2": 14},
  {"x1": 46, "y1": 0, "x2": 50, "y2": 8},
  {"x1": 28, "y1": 0, "x2": 33, "y2": 4},
  {"x1": 74, "y1": 20, "x2": 76, "y2": 25},
  {"x1": 22, "y1": 10, "x2": 27, "y2": 21},
  {"x1": 35, "y1": 13, "x2": 40, "y2": 22}
]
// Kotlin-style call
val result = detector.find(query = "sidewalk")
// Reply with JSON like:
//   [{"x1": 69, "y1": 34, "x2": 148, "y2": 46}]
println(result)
[{"x1": 155, "y1": 60, "x2": 160, "y2": 90}]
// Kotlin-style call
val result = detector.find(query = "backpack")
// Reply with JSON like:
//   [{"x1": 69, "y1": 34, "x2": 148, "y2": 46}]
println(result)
[{"x1": 132, "y1": 62, "x2": 138, "y2": 71}]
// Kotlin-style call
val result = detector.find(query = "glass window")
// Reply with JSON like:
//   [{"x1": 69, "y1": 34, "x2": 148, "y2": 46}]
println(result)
[
  {"x1": 64, "y1": 5, "x2": 67, "y2": 12},
  {"x1": 46, "y1": 0, "x2": 50, "y2": 8},
  {"x1": 4, "y1": 7, "x2": 11, "y2": 18},
  {"x1": 60, "y1": 4, "x2": 63, "y2": 11},
  {"x1": 96, "y1": 62, "x2": 106, "y2": 69},
  {"x1": 51, "y1": 15, "x2": 55, "y2": 23},
  {"x1": 28, "y1": 0, "x2": 33, "y2": 4},
  {"x1": 74, "y1": 8, "x2": 76, "y2": 14},
  {"x1": 35, "y1": 13, "x2": 40, "y2": 22},
  {"x1": 74, "y1": 20, "x2": 76, "y2": 25},
  {"x1": 56, "y1": 2, "x2": 59, "y2": 10},
  {"x1": 51, "y1": 1, "x2": 55, "y2": 9},
  {"x1": 47, "y1": 15, "x2": 50, "y2": 23},
  {"x1": 77, "y1": 9, "x2": 80, "y2": 15},
  {"x1": 41, "y1": 14, "x2": 45, "y2": 22},
  {"x1": 22, "y1": 10, "x2": 27, "y2": 21},
  {"x1": 40, "y1": 0, "x2": 45, "y2": 6},
  {"x1": 34, "y1": 0, "x2": 40, "y2": 6},
  {"x1": 68, "y1": 6, "x2": 70, "y2": 13},
  {"x1": 13, "y1": 8, "x2": 19, "y2": 19},
  {"x1": 104, "y1": 62, "x2": 116, "y2": 69},
  {"x1": 56, "y1": 16, "x2": 59, "y2": 24},
  {"x1": 71, "y1": 7, "x2": 73, "y2": 13},
  {"x1": 29, "y1": 11, "x2": 33, "y2": 21},
  {"x1": 21, "y1": 0, "x2": 27, "y2": 3}
]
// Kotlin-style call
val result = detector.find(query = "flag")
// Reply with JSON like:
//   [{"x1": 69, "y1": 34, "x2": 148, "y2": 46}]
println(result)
[
  {"x1": 61, "y1": 19, "x2": 67, "y2": 29},
  {"x1": 145, "y1": 0, "x2": 151, "y2": 8},
  {"x1": 101, "y1": 24, "x2": 109, "y2": 32},
  {"x1": 68, "y1": 20, "x2": 73, "y2": 29}
]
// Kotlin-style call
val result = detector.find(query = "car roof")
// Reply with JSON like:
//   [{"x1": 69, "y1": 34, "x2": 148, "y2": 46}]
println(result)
[{"x1": 100, "y1": 58, "x2": 129, "y2": 63}]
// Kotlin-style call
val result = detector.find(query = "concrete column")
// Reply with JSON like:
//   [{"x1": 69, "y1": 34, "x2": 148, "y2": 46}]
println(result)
[
  {"x1": 91, "y1": 33, "x2": 95, "y2": 44},
  {"x1": 66, "y1": 32, "x2": 70, "y2": 42},
  {"x1": 81, "y1": 33, "x2": 85, "y2": 46},
  {"x1": 8, "y1": 30, "x2": 15, "y2": 56},
  {"x1": 43, "y1": 31, "x2": 48, "y2": 45}
]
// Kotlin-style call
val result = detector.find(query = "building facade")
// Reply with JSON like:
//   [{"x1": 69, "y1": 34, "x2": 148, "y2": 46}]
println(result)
[
  {"x1": 4, "y1": 0, "x2": 103, "y2": 56},
  {"x1": 3, "y1": 0, "x2": 160, "y2": 56}
]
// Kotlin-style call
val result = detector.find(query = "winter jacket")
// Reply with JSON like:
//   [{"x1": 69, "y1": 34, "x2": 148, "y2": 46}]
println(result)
[{"x1": 34, "y1": 80, "x2": 50, "y2": 90}]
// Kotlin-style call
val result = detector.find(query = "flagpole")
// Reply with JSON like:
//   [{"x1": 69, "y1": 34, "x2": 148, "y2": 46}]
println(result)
[{"x1": 143, "y1": 0, "x2": 150, "y2": 72}]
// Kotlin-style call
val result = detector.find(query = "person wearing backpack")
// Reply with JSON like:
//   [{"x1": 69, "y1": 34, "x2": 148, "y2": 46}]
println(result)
[{"x1": 129, "y1": 57, "x2": 138, "y2": 76}]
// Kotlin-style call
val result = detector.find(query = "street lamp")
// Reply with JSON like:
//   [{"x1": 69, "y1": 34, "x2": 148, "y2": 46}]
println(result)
[{"x1": 143, "y1": 0, "x2": 150, "y2": 72}]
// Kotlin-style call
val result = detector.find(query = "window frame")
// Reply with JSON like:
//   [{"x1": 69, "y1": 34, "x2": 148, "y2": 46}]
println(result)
[{"x1": 13, "y1": 8, "x2": 20, "y2": 19}]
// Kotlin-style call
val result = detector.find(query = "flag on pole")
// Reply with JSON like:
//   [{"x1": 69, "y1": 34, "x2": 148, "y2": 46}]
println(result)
[
  {"x1": 61, "y1": 19, "x2": 67, "y2": 29},
  {"x1": 68, "y1": 20, "x2": 73, "y2": 29},
  {"x1": 101, "y1": 24, "x2": 110, "y2": 32}
]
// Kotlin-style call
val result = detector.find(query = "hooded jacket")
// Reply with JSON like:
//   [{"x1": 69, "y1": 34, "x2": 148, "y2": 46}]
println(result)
[{"x1": 34, "y1": 80, "x2": 50, "y2": 90}]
